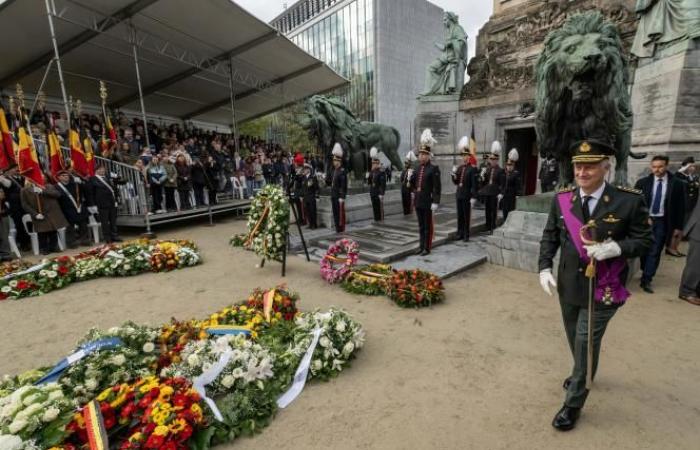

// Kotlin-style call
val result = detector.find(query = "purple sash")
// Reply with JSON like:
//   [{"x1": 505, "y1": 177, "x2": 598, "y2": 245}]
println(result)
[{"x1": 557, "y1": 191, "x2": 630, "y2": 304}]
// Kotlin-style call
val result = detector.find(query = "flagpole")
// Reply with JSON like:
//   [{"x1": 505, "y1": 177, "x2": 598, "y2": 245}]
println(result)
[
  {"x1": 130, "y1": 23, "x2": 151, "y2": 150},
  {"x1": 44, "y1": 0, "x2": 71, "y2": 127}
]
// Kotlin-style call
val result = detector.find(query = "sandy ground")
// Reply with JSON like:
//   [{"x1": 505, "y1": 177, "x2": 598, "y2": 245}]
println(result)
[{"x1": 1, "y1": 216, "x2": 698, "y2": 450}]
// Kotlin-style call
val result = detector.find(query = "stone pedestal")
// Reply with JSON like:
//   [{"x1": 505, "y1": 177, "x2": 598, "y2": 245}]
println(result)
[
  {"x1": 484, "y1": 209, "x2": 554, "y2": 273},
  {"x1": 414, "y1": 94, "x2": 462, "y2": 194},
  {"x1": 316, "y1": 189, "x2": 404, "y2": 228},
  {"x1": 630, "y1": 37, "x2": 700, "y2": 179}
]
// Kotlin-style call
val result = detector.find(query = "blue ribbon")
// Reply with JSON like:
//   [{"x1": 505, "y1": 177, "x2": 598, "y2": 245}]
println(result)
[
  {"x1": 205, "y1": 327, "x2": 251, "y2": 336},
  {"x1": 35, "y1": 337, "x2": 124, "y2": 385}
]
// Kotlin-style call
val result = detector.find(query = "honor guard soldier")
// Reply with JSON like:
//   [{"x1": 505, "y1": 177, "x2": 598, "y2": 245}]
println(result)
[
  {"x1": 538, "y1": 139, "x2": 652, "y2": 431},
  {"x1": 287, "y1": 152, "x2": 306, "y2": 226},
  {"x1": 539, "y1": 153, "x2": 559, "y2": 193},
  {"x1": 451, "y1": 136, "x2": 478, "y2": 242},
  {"x1": 301, "y1": 163, "x2": 319, "y2": 229},
  {"x1": 325, "y1": 143, "x2": 348, "y2": 233},
  {"x1": 501, "y1": 148, "x2": 522, "y2": 221},
  {"x1": 411, "y1": 129, "x2": 441, "y2": 255},
  {"x1": 366, "y1": 147, "x2": 386, "y2": 222},
  {"x1": 478, "y1": 141, "x2": 506, "y2": 233},
  {"x1": 400, "y1": 151, "x2": 416, "y2": 215}
]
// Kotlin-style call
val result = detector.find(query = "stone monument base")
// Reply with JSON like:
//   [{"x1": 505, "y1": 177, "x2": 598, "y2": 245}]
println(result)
[{"x1": 316, "y1": 189, "x2": 404, "y2": 227}]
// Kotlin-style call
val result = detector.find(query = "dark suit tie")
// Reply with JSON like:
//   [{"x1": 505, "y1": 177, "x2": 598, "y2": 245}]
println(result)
[
  {"x1": 651, "y1": 178, "x2": 663, "y2": 215},
  {"x1": 582, "y1": 195, "x2": 592, "y2": 223}
]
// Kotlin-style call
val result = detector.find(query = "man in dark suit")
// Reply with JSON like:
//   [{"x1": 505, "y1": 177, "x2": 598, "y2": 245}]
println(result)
[
  {"x1": 679, "y1": 195, "x2": 700, "y2": 305},
  {"x1": 539, "y1": 139, "x2": 652, "y2": 431},
  {"x1": 478, "y1": 147, "x2": 506, "y2": 233},
  {"x1": 367, "y1": 149, "x2": 386, "y2": 222},
  {"x1": 325, "y1": 144, "x2": 347, "y2": 233},
  {"x1": 399, "y1": 155, "x2": 415, "y2": 215},
  {"x1": 451, "y1": 138, "x2": 477, "y2": 241},
  {"x1": 87, "y1": 164, "x2": 123, "y2": 243},
  {"x1": 55, "y1": 170, "x2": 90, "y2": 247},
  {"x1": 634, "y1": 155, "x2": 686, "y2": 293},
  {"x1": 410, "y1": 130, "x2": 441, "y2": 256},
  {"x1": 301, "y1": 163, "x2": 319, "y2": 229}
]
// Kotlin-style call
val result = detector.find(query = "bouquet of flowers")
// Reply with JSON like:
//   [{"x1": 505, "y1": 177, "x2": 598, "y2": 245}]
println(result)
[
  {"x1": 0, "y1": 261, "x2": 30, "y2": 278},
  {"x1": 231, "y1": 185, "x2": 289, "y2": 262},
  {"x1": 71, "y1": 256, "x2": 102, "y2": 281},
  {"x1": 161, "y1": 334, "x2": 275, "y2": 397},
  {"x1": 320, "y1": 239, "x2": 359, "y2": 284},
  {"x1": 157, "y1": 319, "x2": 203, "y2": 370},
  {"x1": 65, "y1": 376, "x2": 204, "y2": 449},
  {"x1": 150, "y1": 241, "x2": 200, "y2": 272},
  {"x1": 0, "y1": 371, "x2": 48, "y2": 399},
  {"x1": 386, "y1": 269, "x2": 444, "y2": 308},
  {"x1": 59, "y1": 322, "x2": 159, "y2": 404},
  {"x1": 0, "y1": 278, "x2": 38, "y2": 301},
  {"x1": 0, "y1": 382, "x2": 73, "y2": 449},
  {"x1": 293, "y1": 308, "x2": 365, "y2": 381},
  {"x1": 341, "y1": 263, "x2": 394, "y2": 296},
  {"x1": 100, "y1": 244, "x2": 152, "y2": 277},
  {"x1": 244, "y1": 286, "x2": 299, "y2": 322}
]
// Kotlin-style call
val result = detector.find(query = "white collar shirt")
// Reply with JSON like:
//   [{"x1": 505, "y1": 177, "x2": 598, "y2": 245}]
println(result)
[
  {"x1": 579, "y1": 182, "x2": 606, "y2": 217},
  {"x1": 649, "y1": 173, "x2": 668, "y2": 217}
]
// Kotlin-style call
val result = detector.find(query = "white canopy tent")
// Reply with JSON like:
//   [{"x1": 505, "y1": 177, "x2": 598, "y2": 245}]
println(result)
[{"x1": 0, "y1": 0, "x2": 347, "y2": 130}]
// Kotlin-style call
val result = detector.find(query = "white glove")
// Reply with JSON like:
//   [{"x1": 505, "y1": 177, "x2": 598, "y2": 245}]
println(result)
[
  {"x1": 365, "y1": 172, "x2": 370, "y2": 179},
  {"x1": 430, "y1": 203, "x2": 438, "y2": 212},
  {"x1": 539, "y1": 269, "x2": 557, "y2": 296},
  {"x1": 470, "y1": 198, "x2": 477, "y2": 207},
  {"x1": 35, "y1": 213, "x2": 44, "y2": 220},
  {"x1": 585, "y1": 241, "x2": 622, "y2": 261},
  {"x1": 110, "y1": 172, "x2": 118, "y2": 178},
  {"x1": 451, "y1": 165, "x2": 457, "y2": 174},
  {"x1": 497, "y1": 194, "x2": 504, "y2": 202},
  {"x1": 32, "y1": 185, "x2": 43, "y2": 194},
  {"x1": 73, "y1": 176, "x2": 82, "y2": 184},
  {"x1": 339, "y1": 198, "x2": 345, "y2": 204},
  {"x1": 88, "y1": 206, "x2": 99, "y2": 214},
  {"x1": 378, "y1": 195, "x2": 383, "y2": 201},
  {"x1": 407, "y1": 169, "x2": 414, "y2": 179}
]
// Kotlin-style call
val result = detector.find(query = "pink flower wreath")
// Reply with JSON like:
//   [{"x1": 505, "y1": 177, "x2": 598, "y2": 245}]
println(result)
[{"x1": 320, "y1": 238, "x2": 359, "y2": 283}]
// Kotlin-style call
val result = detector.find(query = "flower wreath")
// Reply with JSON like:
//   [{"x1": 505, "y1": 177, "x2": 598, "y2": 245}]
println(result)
[
  {"x1": 230, "y1": 185, "x2": 290, "y2": 262},
  {"x1": 386, "y1": 269, "x2": 445, "y2": 308},
  {"x1": 320, "y1": 238, "x2": 359, "y2": 283},
  {"x1": 341, "y1": 263, "x2": 394, "y2": 296}
]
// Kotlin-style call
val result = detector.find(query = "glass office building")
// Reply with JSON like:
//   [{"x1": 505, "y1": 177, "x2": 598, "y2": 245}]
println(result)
[{"x1": 274, "y1": 0, "x2": 375, "y2": 121}]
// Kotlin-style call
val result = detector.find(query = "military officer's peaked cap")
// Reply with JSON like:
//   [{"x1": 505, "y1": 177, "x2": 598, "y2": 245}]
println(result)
[{"x1": 570, "y1": 139, "x2": 616, "y2": 164}]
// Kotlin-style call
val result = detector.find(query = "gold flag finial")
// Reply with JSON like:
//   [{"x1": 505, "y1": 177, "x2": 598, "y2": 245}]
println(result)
[{"x1": 99, "y1": 80, "x2": 108, "y2": 104}]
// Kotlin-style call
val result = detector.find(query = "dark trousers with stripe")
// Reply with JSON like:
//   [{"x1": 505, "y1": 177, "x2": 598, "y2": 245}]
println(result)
[
  {"x1": 560, "y1": 301, "x2": 617, "y2": 408},
  {"x1": 416, "y1": 207, "x2": 433, "y2": 251},
  {"x1": 456, "y1": 197, "x2": 472, "y2": 241},
  {"x1": 401, "y1": 189, "x2": 412, "y2": 215},
  {"x1": 331, "y1": 196, "x2": 345, "y2": 233},
  {"x1": 303, "y1": 198, "x2": 317, "y2": 229},
  {"x1": 370, "y1": 194, "x2": 383, "y2": 221},
  {"x1": 484, "y1": 195, "x2": 499, "y2": 232}
]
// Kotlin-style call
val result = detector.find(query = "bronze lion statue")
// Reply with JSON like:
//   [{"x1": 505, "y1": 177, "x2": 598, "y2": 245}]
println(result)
[
  {"x1": 534, "y1": 11, "x2": 644, "y2": 186},
  {"x1": 299, "y1": 95, "x2": 402, "y2": 178}
]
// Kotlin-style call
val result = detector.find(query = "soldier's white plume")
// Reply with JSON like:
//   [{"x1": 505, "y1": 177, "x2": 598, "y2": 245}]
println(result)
[
  {"x1": 370, "y1": 146, "x2": 379, "y2": 159},
  {"x1": 405, "y1": 151, "x2": 416, "y2": 162},
  {"x1": 420, "y1": 128, "x2": 437, "y2": 147},
  {"x1": 491, "y1": 140, "x2": 502, "y2": 156},
  {"x1": 332, "y1": 143, "x2": 343, "y2": 158},
  {"x1": 457, "y1": 135, "x2": 469, "y2": 151},
  {"x1": 508, "y1": 148, "x2": 519, "y2": 162}
]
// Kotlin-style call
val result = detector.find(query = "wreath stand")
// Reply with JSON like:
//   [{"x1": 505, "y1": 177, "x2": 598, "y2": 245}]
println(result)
[{"x1": 259, "y1": 196, "x2": 310, "y2": 277}]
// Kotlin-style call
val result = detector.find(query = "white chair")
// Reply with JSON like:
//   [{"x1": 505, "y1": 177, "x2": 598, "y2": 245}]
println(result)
[
  {"x1": 21, "y1": 214, "x2": 40, "y2": 256},
  {"x1": 87, "y1": 213, "x2": 101, "y2": 244},
  {"x1": 231, "y1": 177, "x2": 246, "y2": 199},
  {"x1": 7, "y1": 220, "x2": 20, "y2": 259}
]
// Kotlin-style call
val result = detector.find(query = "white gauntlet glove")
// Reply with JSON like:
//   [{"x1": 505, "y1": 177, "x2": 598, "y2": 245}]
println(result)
[
  {"x1": 585, "y1": 241, "x2": 622, "y2": 261},
  {"x1": 88, "y1": 206, "x2": 99, "y2": 214},
  {"x1": 539, "y1": 269, "x2": 557, "y2": 296},
  {"x1": 338, "y1": 198, "x2": 345, "y2": 204},
  {"x1": 35, "y1": 213, "x2": 44, "y2": 220},
  {"x1": 497, "y1": 194, "x2": 504, "y2": 202},
  {"x1": 430, "y1": 203, "x2": 438, "y2": 212},
  {"x1": 378, "y1": 195, "x2": 383, "y2": 201},
  {"x1": 470, "y1": 198, "x2": 477, "y2": 207}
]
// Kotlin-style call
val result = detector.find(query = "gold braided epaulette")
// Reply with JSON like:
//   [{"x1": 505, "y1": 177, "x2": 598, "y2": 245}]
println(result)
[
  {"x1": 616, "y1": 185, "x2": 642, "y2": 194},
  {"x1": 557, "y1": 186, "x2": 575, "y2": 193}
]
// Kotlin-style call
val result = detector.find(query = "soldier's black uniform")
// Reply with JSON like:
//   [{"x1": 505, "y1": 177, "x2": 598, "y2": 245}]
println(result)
[
  {"x1": 539, "y1": 156, "x2": 559, "y2": 193},
  {"x1": 410, "y1": 161, "x2": 441, "y2": 253},
  {"x1": 286, "y1": 168, "x2": 306, "y2": 225},
  {"x1": 501, "y1": 168, "x2": 521, "y2": 221},
  {"x1": 478, "y1": 164, "x2": 506, "y2": 232},
  {"x1": 538, "y1": 140, "x2": 653, "y2": 429},
  {"x1": 400, "y1": 164, "x2": 413, "y2": 215},
  {"x1": 301, "y1": 170, "x2": 319, "y2": 229},
  {"x1": 451, "y1": 163, "x2": 477, "y2": 241},
  {"x1": 325, "y1": 166, "x2": 347, "y2": 232},
  {"x1": 367, "y1": 168, "x2": 386, "y2": 221}
]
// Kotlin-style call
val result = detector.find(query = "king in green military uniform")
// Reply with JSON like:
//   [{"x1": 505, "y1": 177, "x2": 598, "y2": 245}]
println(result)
[{"x1": 538, "y1": 139, "x2": 653, "y2": 431}]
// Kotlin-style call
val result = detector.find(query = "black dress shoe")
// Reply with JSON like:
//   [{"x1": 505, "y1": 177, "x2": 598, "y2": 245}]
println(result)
[
  {"x1": 415, "y1": 248, "x2": 424, "y2": 255},
  {"x1": 463, "y1": 237, "x2": 470, "y2": 243},
  {"x1": 563, "y1": 377, "x2": 572, "y2": 391},
  {"x1": 640, "y1": 282, "x2": 654, "y2": 294},
  {"x1": 552, "y1": 405, "x2": 581, "y2": 431},
  {"x1": 420, "y1": 250, "x2": 430, "y2": 256}
]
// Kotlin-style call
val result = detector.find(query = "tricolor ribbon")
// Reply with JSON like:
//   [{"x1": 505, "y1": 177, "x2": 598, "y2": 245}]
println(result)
[
  {"x1": 263, "y1": 289, "x2": 275, "y2": 322},
  {"x1": 205, "y1": 325, "x2": 251, "y2": 337},
  {"x1": 83, "y1": 399, "x2": 109, "y2": 450},
  {"x1": 193, "y1": 350, "x2": 232, "y2": 422},
  {"x1": 35, "y1": 337, "x2": 123, "y2": 385},
  {"x1": 276, "y1": 327, "x2": 322, "y2": 409}
]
